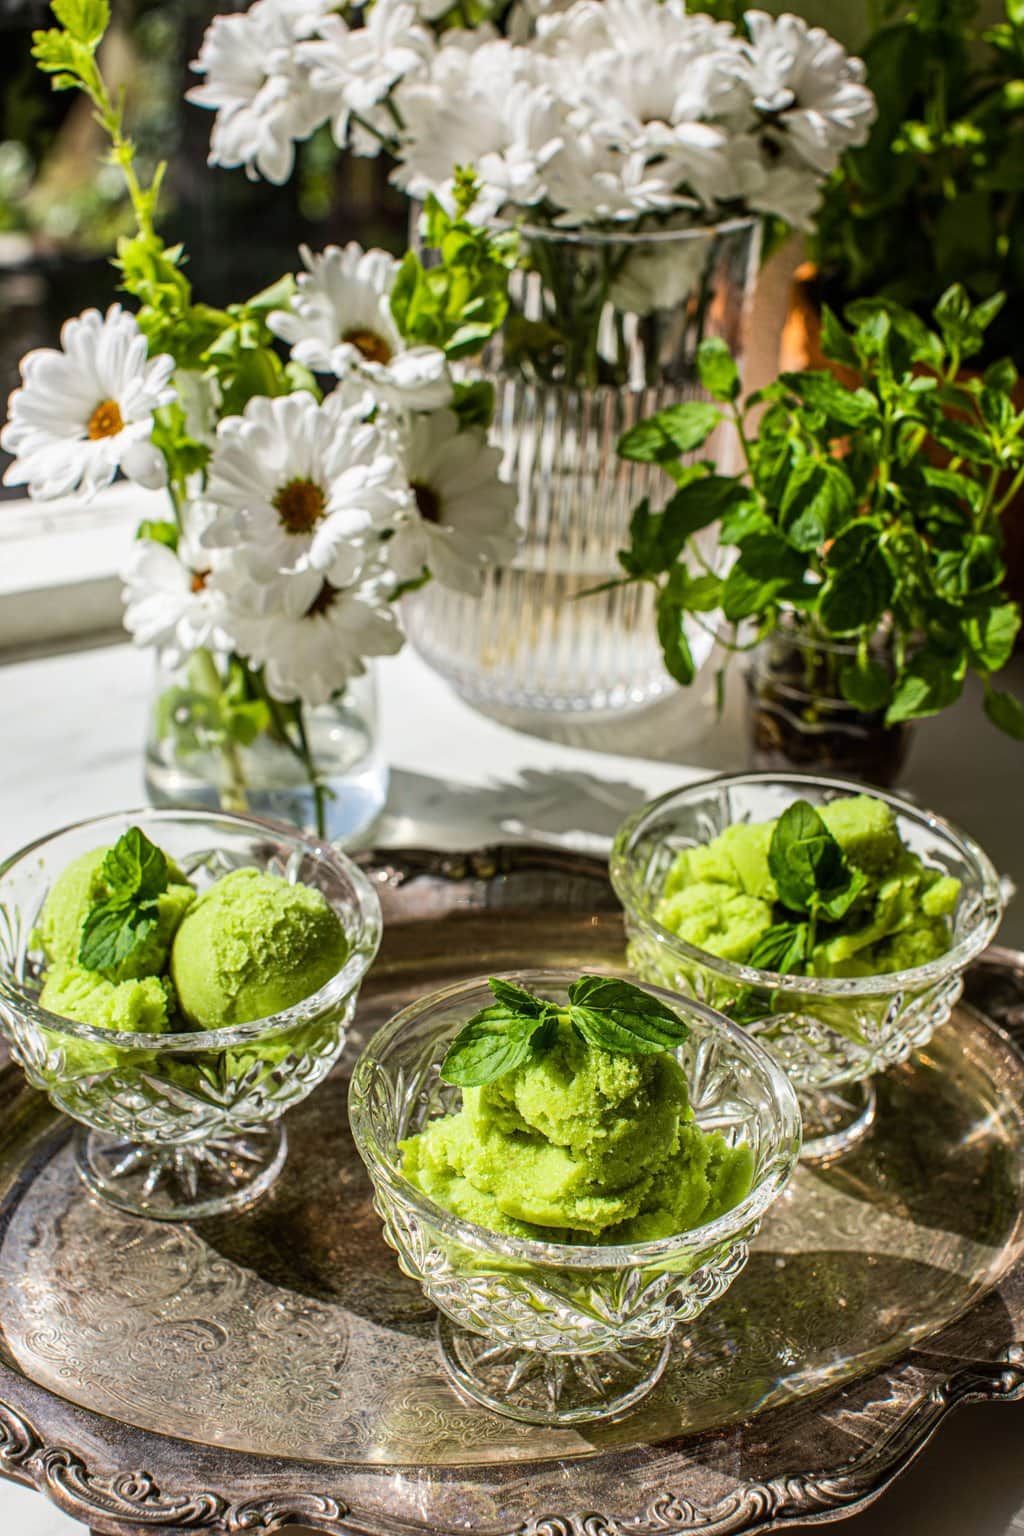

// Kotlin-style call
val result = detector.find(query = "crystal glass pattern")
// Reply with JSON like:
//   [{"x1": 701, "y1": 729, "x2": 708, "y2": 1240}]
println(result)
[
  {"x1": 145, "y1": 652, "x2": 388, "y2": 845},
  {"x1": 349, "y1": 970, "x2": 800, "y2": 1425},
  {"x1": 612, "y1": 773, "x2": 1004, "y2": 1160},
  {"x1": 403, "y1": 219, "x2": 760, "y2": 719},
  {"x1": 0, "y1": 809, "x2": 381, "y2": 1219}
]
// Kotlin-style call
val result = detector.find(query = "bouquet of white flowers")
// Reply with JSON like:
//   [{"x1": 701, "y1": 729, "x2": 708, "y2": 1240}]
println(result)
[
  {"x1": 2, "y1": 0, "x2": 518, "y2": 834},
  {"x1": 189, "y1": 0, "x2": 876, "y2": 383}
]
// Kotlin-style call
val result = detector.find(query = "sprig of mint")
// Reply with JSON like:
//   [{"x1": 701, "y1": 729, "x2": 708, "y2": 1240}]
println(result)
[
  {"x1": 744, "y1": 800, "x2": 867, "y2": 976},
  {"x1": 78, "y1": 826, "x2": 169, "y2": 978},
  {"x1": 440, "y1": 974, "x2": 691, "y2": 1088}
]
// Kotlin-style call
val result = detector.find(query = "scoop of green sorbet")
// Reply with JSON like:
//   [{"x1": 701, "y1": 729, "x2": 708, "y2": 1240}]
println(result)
[
  {"x1": 169, "y1": 868, "x2": 349, "y2": 1027},
  {"x1": 657, "y1": 794, "x2": 960, "y2": 979},
  {"x1": 401, "y1": 1020, "x2": 753, "y2": 1244},
  {"x1": 38, "y1": 846, "x2": 196, "y2": 981},
  {"x1": 38, "y1": 966, "x2": 174, "y2": 1076}
]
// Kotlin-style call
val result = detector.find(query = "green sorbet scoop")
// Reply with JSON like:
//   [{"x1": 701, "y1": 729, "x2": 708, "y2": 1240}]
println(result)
[{"x1": 169, "y1": 868, "x2": 349, "y2": 1027}]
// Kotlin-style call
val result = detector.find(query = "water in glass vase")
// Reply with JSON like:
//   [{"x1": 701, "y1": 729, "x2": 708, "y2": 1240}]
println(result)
[{"x1": 145, "y1": 657, "x2": 388, "y2": 844}]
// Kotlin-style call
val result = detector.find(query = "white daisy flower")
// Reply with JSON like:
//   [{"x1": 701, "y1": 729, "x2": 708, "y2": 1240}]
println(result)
[
  {"x1": 268, "y1": 242, "x2": 453, "y2": 409},
  {"x1": 121, "y1": 537, "x2": 235, "y2": 665},
  {"x1": 392, "y1": 38, "x2": 564, "y2": 219},
  {"x1": 728, "y1": 137, "x2": 825, "y2": 229},
  {"x1": 201, "y1": 389, "x2": 409, "y2": 610},
  {"x1": 300, "y1": 0, "x2": 434, "y2": 157},
  {"x1": 187, "y1": 0, "x2": 333, "y2": 185},
  {"x1": 1, "y1": 305, "x2": 174, "y2": 501},
  {"x1": 387, "y1": 409, "x2": 518, "y2": 596},
  {"x1": 223, "y1": 576, "x2": 404, "y2": 706},
  {"x1": 738, "y1": 11, "x2": 875, "y2": 176}
]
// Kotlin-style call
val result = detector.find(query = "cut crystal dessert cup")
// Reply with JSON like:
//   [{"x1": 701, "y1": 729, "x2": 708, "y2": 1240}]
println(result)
[
  {"x1": 0, "y1": 809, "x2": 381, "y2": 1221},
  {"x1": 349, "y1": 971, "x2": 801, "y2": 1427},
  {"x1": 611, "y1": 773, "x2": 1004, "y2": 1163}
]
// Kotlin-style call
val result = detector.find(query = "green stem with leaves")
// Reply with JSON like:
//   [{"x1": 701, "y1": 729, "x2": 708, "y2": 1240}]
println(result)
[{"x1": 191, "y1": 648, "x2": 249, "y2": 815}]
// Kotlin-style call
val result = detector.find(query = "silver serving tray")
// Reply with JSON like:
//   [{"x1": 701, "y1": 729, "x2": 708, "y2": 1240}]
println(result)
[{"x1": 2, "y1": 845, "x2": 1024, "y2": 1536}]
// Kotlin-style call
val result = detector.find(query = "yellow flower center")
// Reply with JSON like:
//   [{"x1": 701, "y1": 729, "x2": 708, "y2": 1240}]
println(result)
[
  {"x1": 412, "y1": 481, "x2": 442, "y2": 525},
  {"x1": 87, "y1": 398, "x2": 124, "y2": 440},
  {"x1": 342, "y1": 327, "x2": 393, "y2": 365},
  {"x1": 273, "y1": 477, "x2": 326, "y2": 535}
]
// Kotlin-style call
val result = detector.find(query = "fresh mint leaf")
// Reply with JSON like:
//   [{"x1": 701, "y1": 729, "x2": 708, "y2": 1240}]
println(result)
[
  {"x1": 779, "y1": 371, "x2": 879, "y2": 429},
  {"x1": 656, "y1": 588, "x2": 696, "y2": 685},
  {"x1": 487, "y1": 977, "x2": 546, "y2": 1016},
  {"x1": 439, "y1": 1005, "x2": 548, "y2": 1086},
  {"x1": 984, "y1": 688, "x2": 1024, "y2": 740},
  {"x1": 696, "y1": 337, "x2": 741, "y2": 402},
  {"x1": 617, "y1": 402, "x2": 721, "y2": 466},
  {"x1": 748, "y1": 921, "x2": 810, "y2": 975},
  {"x1": 839, "y1": 655, "x2": 891, "y2": 712},
  {"x1": 567, "y1": 975, "x2": 690, "y2": 1053},
  {"x1": 103, "y1": 826, "x2": 168, "y2": 901},
  {"x1": 779, "y1": 460, "x2": 854, "y2": 552},
  {"x1": 78, "y1": 826, "x2": 170, "y2": 977},
  {"x1": 964, "y1": 604, "x2": 1021, "y2": 673},
  {"x1": 886, "y1": 649, "x2": 966, "y2": 724},
  {"x1": 768, "y1": 801, "x2": 851, "y2": 916}
]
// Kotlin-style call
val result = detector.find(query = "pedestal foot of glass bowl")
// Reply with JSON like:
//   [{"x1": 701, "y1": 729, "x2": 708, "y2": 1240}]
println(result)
[
  {"x1": 75, "y1": 1122, "x2": 287, "y2": 1220},
  {"x1": 798, "y1": 1078, "x2": 877, "y2": 1164},
  {"x1": 437, "y1": 1315, "x2": 671, "y2": 1426}
]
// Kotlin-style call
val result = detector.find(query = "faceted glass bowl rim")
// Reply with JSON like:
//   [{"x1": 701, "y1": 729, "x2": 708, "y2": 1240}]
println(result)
[
  {"x1": 348, "y1": 968, "x2": 802, "y2": 1270},
  {"x1": 610, "y1": 771, "x2": 1004, "y2": 999},
  {"x1": 0, "y1": 807, "x2": 383, "y2": 1052}
]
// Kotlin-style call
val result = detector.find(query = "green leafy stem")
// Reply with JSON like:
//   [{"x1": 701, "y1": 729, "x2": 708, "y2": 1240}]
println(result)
[{"x1": 605, "y1": 283, "x2": 1024, "y2": 739}]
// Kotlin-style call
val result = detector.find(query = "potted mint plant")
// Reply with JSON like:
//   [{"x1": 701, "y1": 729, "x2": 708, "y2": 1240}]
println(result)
[{"x1": 608, "y1": 285, "x2": 1024, "y2": 785}]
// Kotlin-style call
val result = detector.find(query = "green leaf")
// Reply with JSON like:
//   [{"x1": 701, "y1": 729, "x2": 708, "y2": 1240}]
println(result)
[
  {"x1": 768, "y1": 800, "x2": 856, "y2": 916},
  {"x1": 487, "y1": 977, "x2": 546, "y2": 1017},
  {"x1": 659, "y1": 476, "x2": 754, "y2": 553},
  {"x1": 135, "y1": 519, "x2": 179, "y2": 551},
  {"x1": 963, "y1": 603, "x2": 1021, "y2": 673},
  {"x1": 984, "y1": 689, "x2": 1024, "y2": 740},
  {"x1": 451, "y1": 379, "x2": 495, "y2": 431},
  {"x1": 779, "y1": 460, "x2": 855, "y2": 551},
  {"x1": 779, "y1": 371, "x2": 880, "y2": 429},
  {"x1": 696, "y1": 338, "x2": 741, "y2": 402},
  {"x1": 566, "y1": 975, "x2": 690, "y2": 1054},
  {"x1": 886, "y1": 650, "x2": 966, "y2": 724},
  {"x1": 77, "y1": 827, "x2": 170, "y2": 978},
  {"x1": 983, "y1": 357, "x2": 1019, "y2": 395},
  {"x1": 819, "y1": 305, "x2": 859, "y2": 371},
  {"x1": 748, "y1": 922, "x2": 810, "y2": 976},
  {"x1": 720, "y1": 533, "x2": 808, "y2": 623},
  {"x1": 839, "y1": 655, "x2": 891, "y2": 712},
  {"x1": 439, "y1": 1005, "x2": 546, "y2": 1086},
  {"x1": 102, "y1": 826, "x2": 168, "y2": 903},
  {"x1": 618, "y1": 498, "x2": 664, "y2": 578},
  {"x1": 617, "y1": 402, "x2": 721, "y2": 466},
  {"x1": 656, "y1": 588, "x2": 696, "y2": 685},
  {"x1": 819, "y1": 523, "x2": 894, "y2": 634},
  {"x1": 79, "y1": 901, "x2": 158, "y2": 977},
  {"x1": 51, "y1": 0, "x2": 109, "y2": 44},
  {"x1": 663, "y1": 566, "x2": 722, "y2": 613}
]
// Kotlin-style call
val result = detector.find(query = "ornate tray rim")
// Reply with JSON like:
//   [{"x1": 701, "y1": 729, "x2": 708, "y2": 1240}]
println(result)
[{"x1": 1, "y1": 844, "x2": 1023, "y2": 1536}]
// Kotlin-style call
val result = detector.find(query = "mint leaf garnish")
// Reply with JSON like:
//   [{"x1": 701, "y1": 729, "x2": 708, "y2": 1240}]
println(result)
[
  {"x1": 567, "y1": 974, "x2": 691, "y2": 1054},
  {"x1": 748, "y1": 921, "x2": 810, "y2": 975},
  {"x1": 78, "y1": 826, "x2": 169, "y2": 978},
  {"x1": 767, "y1": 800, "x2": 865, "y2": 922},
  {"x1": 439, "y1": 974, "x2": 690, "y2": 1087}
]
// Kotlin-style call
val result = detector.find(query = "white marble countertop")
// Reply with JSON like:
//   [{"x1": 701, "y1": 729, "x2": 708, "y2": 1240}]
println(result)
[{"x1": 2, "y1": 638, "x2": 1024, "y2": 1536}]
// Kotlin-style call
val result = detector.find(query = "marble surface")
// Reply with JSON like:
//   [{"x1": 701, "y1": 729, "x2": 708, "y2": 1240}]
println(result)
[{"x1": 1, "y1": 639, "x2": 1024, "y2": 1535}]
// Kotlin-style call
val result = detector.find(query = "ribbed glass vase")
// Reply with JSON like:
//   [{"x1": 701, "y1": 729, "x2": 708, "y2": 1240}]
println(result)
[{"x1": 403, "y1": 217, "x2": 760, "y2": 719}]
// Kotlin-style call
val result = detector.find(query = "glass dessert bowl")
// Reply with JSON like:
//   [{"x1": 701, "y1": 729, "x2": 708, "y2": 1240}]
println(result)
[
  {"x1": 611, "y1": 772, "x2": 1004, "y2": 1162},
  {"x1": 349, "y1": 970, "x2": 800, "y2": 1427},
  {"x1": 0, "y1": 808, "x2": 381, "y2": 1220}
]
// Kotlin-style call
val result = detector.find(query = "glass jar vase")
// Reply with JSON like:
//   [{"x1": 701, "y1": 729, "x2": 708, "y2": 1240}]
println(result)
[
  {"x1": 144, "y1": 649, "x2": 388, "y2": 844},
  {"x1": 744, "y1": 622, "x2": 910, "y2": 788},
  {"x1": 403, "y1": 217, "x2": 761, "y2": 721}
]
